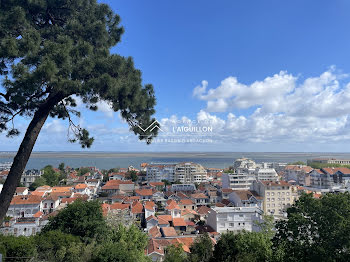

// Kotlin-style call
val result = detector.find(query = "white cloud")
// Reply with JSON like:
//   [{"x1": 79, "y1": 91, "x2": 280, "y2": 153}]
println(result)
[{"x1": 160, "y1": 67, "x2": 350, "y2": 145}]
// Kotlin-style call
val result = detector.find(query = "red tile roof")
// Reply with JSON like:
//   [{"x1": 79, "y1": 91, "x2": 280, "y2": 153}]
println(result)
[
  {"x1": 131, "y1": 201, "x2": 144, "y2": 214},
  {"x1": 15, "y1": 187, "x2": 27, "y2": 193},
  {"x1": 165, "y1": 201, "x2": 180, "y2": 210},
  {"x1": 11, "y1": 195, "x2": 42, "y2": 205},
  {"x1": 75, "y1": 183, "x2": 87, "y2": 189},
  {"x1": 146, "y1": 215, "x2": 158, "y2": 222},
  {"x1": 135, "y1": 189, "x2": 153, "y2": 196},
  {"x1": 197, "y1": 206, "x2": 211, "y2": 215},
  {"x1": 147, "y1": 238, "x2": 164, "y2": 255},
  {"x1": 161, "y1": 227, "x2": 178, "y2": 237},
  {"x1": 110, "y1": 203, "x2": 130, "y2": 210},
  {"x1": 179, "y1": 199, "x2": 194, "y2": 205},
  {"x1": 149, "y1": 227, "x2": 162, "y2": 238},
  {"x1": 144, "y1": 201, "x2": 156, "y2": 210},
  {"x1": 172, "y1": 217, "x2": 187, "y2": 227},
  {"x1": 157, "y1": 215, "x2": 172, "y2": 222},
  {"x1": 191, "y1": 193, "x2": 208, "y2": 199},
  {"x1": 149, "y1": 182, "x2": 165, "y2": 187}
]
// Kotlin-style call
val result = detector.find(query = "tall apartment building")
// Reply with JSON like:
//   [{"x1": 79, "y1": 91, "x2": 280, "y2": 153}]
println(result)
[
  {"x1": 174, "y1": 162, "x2": 207, "y2": 183},
  {"x1": 234, "y1": 158, "x2": 257, "y2": 169},
  {"x1": 222, "y1": 158, "x2": 257, "y2": 190},
  {"x1": 252, "y1": 180, "x2": 294, "y2": 218},
  {"x1": 255, "y1": 168, "x2": 279, "y2": 181},
  {"x1": 222, "y1": 171, "x2": 255, "y2": 191},
  {"x1": 146, "y1": 164, "x2": 176, "y2": 182}
]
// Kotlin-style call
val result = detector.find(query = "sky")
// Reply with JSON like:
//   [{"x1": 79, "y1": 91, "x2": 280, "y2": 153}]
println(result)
[{"x1": 3, "y1": 0, "x2": 350, "y2": 152}]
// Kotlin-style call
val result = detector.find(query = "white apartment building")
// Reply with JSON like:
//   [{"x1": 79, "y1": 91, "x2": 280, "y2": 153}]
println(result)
[
  {"x1": 222, "y1": 171, "x2": 255, "y2": 191},
  {"x1": 234, "y1": 158, "x2": 257, "y2": 169},
  {"x1": 174, "y1": 162, "x2": 207, "y2": 183},
  {"x1": 255, "y1": 168, "x2": 279, "y2": 181},
  {"x1": 207, "y1": 206, "x2": 263, "y2": 234},
  {"x1": 146, "y1": 164, "x2": 176, "y2": 182}
]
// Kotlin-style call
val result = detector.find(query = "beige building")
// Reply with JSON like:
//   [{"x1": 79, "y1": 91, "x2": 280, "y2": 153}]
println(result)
[
  {"x1": 174, "y1": 162, "x2": 207, "y2": 183},
  {"x1": 252, "y1": 180, "x2": 294, "y2": 218}
]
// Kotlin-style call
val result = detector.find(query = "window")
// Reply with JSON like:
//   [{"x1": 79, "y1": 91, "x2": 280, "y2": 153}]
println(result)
[
  {"x1": 271, "y1": 192, "x2": 275, "y2": 196},
  {"x1": 266, "y1": 192, "x2": 270, "y2": 196},
  {"x1": 272, "y1": 198, "x2": 275, "y2": 202},
  {"x1": 286, "y1": 192, "x2": 290, "y2": 196},
  {"x1": 229, "y1": 223, "x2": 234, "y2": 227},
  {"x1": 267, "y1": 204, "x2": 270, "y2": 207},
  {"x1": 267, "y1": 198, "x2": 270, "y2": 202}
]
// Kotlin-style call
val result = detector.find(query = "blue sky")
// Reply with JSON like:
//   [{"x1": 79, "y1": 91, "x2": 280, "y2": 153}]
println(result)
[{"x1": 3, "y1": 0, "x2": 350, "y2": 152}]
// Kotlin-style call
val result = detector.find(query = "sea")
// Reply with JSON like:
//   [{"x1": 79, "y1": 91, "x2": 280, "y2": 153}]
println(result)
[{"x1": 1, "y1": 152, "x2": 350, "y2": 170}]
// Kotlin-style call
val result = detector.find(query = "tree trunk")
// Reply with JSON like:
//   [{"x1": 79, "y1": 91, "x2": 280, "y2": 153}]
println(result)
[{"x1": 0, "y1": 93, "x2": 64, "y2": 223}]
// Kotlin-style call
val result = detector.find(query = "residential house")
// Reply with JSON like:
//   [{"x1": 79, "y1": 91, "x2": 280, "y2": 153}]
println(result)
[
  {"x1": 135, "y1": 189, "x2": 153, "y2": 200},
  {"x1": 284, "y1": 165, "x2": 313, "y2": 186},
  {"x1": 191, "y1": 193, "x2": 209, "y2": 207},
  {"x1": 172, "y1": 217, "x2": 187, "y2": 233},
  {"x1": 41, "y1": 194, "x2": 60, "y2": 215},
  {"x1": 178, "y1": 199, "x2": 195, "y2": 210},
  {"x1": 229, "y1": 190, "x2": 263, "y2": 209},
  {"x1": 196, "y1": 206, "x2": 211, "y2": 222},
  {"x1": 7, "y1": 195, "x2": 43, "y2": 218},
  {"x1": 165, "y1": 200, "x2": 181, "y2": 218},
  {"x1": 146, "y1": 215, "x2": 159, "y2": 230},
  {"x1": 109, "y1": 172, "x2": 126, "y2": 181},
  {"x1": 147, "y1": 239, "x2": 165, "y2": 262},
  {"x1": 15, "y1": 187, "x2": 29, "y2": 196}
]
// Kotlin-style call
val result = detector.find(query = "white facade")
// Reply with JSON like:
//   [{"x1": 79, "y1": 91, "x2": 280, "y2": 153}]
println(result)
[
  {"x1": 255, "y1": 168, "x2": 279, "y2": 181},
  {"x1": 146, "y1": 164, "x2": 176, "y2": 182},
  {"x1": 175, "y1": 162, "x2": 207, "y2": 183},
  {"x1": 222, "y1": 171, "x2": 255, "y2": 191},
  {"x1": 170, "y1": 184, "x2": 196, "y2": 192},
  {"x1": 207, "y1": 206, "x2": 263, "y2": 234}
]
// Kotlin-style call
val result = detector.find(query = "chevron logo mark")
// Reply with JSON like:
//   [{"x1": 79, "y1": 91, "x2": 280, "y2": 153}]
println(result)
[{"x1": 137, "y1": 120, "x2": 163, "y2": 133}]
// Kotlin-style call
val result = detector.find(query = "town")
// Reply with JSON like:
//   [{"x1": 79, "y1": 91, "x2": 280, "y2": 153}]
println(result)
[{"x1": 0, "y1": 157, "x2": 348, "y2": 261}]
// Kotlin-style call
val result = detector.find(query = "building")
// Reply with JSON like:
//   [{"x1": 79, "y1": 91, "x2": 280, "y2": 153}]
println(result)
[
  {"x1": 7, "y1": 195, "x2": 43, "y2": 218},
  {"x1": 233, "y1": 158, "x2": 257, "y2": 169},
  {"x1": 255, "y1": 168, "x2": 279, "y2": 181},
  {"x1": 170, "y1": 184, "x2": 196, "y2": 192},
  {"x1": 174, "y1": 162, "x2": 207, "y2": 183},
  {"x1": 284, "y1": 165, "x2": 313, "y2": 186},
  {"x1": 252, "y1": 180, "x2": 294, "y2": 218},
  {"x1": 221, "y1": 171, "x2": 255, "y2": 191},
  {"x1": 308, "y1": 158, "x2": 350, "y2": 165},
  {"x1": 20, "y1": 169, "x2": 42, "y2": 187},
  {"x1": 146, "y1": 164, "x2": 176, "y2": 182},
  {"x1": 309, "y1": 167, "x2": 350, "y2": 191},
  {"x1": 207, "y1": 206, "x2": 263, "y2": 234},
  {"x1": 229, "y1": 190, "x2": 263, "y2": 209}
]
